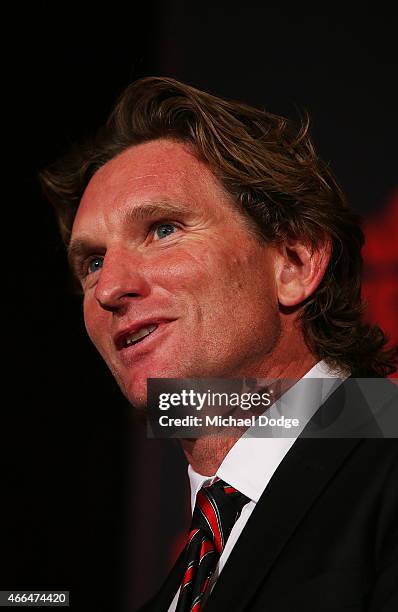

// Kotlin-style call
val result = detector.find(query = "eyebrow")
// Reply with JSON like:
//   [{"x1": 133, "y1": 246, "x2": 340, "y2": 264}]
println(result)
[
  {"x1": 121, "y1": 200, "x2": 195, "y2": 224},
  {"x1": 67, "y1": 200, "x2": 196, "y2": 273}
]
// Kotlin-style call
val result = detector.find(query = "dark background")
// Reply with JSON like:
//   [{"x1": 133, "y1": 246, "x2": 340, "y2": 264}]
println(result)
[{"x1": 3, "y1": 3, "x2": 397, "y2": 611}]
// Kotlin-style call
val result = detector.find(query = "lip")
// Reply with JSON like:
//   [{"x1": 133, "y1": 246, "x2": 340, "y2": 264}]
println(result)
[{"x1": 114, "y1": 318, "x2": 176, "y2": 351}]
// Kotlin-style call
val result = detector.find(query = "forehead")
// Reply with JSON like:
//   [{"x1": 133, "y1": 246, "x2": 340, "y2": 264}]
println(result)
[{"x1": 73, "y1": 139, "x2": 235, "y2": 232}]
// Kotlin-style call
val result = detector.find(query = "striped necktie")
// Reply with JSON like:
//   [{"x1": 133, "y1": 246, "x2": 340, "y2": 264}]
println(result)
[{"x1": 176, "y1": 477, "x2": 250, "y2": 612}]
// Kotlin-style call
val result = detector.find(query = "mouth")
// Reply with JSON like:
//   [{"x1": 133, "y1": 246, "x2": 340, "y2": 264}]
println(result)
[
  {"x1": 124, "y1": 324, "x2": 158, "y2": 348},
  {"x1": 114, "y1": 319, "x2": 175, "y2": 351}
]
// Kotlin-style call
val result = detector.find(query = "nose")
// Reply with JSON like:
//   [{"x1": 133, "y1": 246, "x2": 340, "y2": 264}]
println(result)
[{"x1": 94, "y1": 248, "x2": 151, "y2": 312}]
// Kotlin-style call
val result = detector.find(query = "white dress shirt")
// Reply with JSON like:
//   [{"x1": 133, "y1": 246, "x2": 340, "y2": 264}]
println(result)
[{"x1": 168, "y1": 361, "x2": 348, "y2": 611}]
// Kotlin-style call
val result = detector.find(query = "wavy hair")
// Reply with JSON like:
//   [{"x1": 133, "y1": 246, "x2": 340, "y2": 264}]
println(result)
[{"x1": 39, "y1": 76, "x2": 397, "y2": 375}]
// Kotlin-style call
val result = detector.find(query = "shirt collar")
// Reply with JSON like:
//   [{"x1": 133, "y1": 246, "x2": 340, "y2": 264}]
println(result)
[{"x1": 188, "y1": 360, "x2": 349, "y2": 511}]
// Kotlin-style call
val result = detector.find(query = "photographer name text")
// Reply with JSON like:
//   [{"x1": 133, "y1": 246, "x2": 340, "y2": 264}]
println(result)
[{"x1": 157, "y1": 414, "x2": 299, "y2": 428}]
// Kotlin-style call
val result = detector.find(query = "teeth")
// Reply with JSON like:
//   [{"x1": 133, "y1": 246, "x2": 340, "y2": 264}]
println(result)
[{"x1": 125, "y1": 324, "x2": 157, "y2": 347}]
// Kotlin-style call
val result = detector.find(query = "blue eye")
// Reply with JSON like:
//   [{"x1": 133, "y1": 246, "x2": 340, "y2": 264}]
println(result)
[
  {"x1": 87, "y1": 257, "x2": 104, "y2": 274},
  {"x1": 155, "y1": 223, "x2": 177, "y2": 239}
]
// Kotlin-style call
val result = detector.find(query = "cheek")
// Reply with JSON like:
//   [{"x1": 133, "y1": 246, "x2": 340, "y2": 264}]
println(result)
[
  {"x1": 83, "y1": 295, "x2": 106, "y2": 346},
  {"x1": 207, "y1": 244, "x2": 276, "y2": 302},
  {"x1": 214, "y1": 249, "x2": 278, "y2": 334},
  {"x1": 170, "y1": 242, "x2": 276, "y2": 327},
  {"x1": 148, "y1": 248, "x2": 217, "y2": 298}
]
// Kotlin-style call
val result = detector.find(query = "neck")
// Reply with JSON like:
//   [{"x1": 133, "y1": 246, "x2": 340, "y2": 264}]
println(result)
[
  {"x1": 180, "y1": 332, "x2": 317, "y2": 476},
  {"x1": 182, "y1": 436, "x2": 239, "y2": 476}
]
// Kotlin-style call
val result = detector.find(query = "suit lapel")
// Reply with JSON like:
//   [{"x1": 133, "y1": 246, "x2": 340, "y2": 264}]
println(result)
[{"x1": 204, "y1": 436, "x2": 362, "y2": 611}]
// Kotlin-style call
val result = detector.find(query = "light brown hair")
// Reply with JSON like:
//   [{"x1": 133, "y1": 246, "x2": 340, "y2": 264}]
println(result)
[{"x1": 39, "y1": 76, "x2": 397, "y2": 375}]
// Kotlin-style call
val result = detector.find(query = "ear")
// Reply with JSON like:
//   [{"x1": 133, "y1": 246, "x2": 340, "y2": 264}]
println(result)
[{"x1": 274, "y1": 238, "x2": 332, "y2": 307}]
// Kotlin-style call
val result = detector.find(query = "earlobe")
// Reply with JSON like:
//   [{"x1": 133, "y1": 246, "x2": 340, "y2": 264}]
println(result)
[{"x1": 275, "y1": 239, "x2": 331, "y2": 307}]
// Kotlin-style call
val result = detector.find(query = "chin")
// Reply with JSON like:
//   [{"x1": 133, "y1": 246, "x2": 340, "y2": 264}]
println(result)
[
  {"x1": 121, "y1": 365, "x2": 186, "y2": 409},
  {"x1": 122, "y1": 378, "x2": 149, "y2": 409}
]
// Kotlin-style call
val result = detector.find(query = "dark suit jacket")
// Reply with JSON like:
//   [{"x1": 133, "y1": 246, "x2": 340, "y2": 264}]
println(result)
[{"x1": 140, "y1": 377, "x2": 398, "y2": 611}]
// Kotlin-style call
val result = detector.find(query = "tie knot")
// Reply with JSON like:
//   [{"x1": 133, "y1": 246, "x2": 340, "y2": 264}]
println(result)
[{"x1": 191, "y1": 477, "x2": 250, "y2": 555}]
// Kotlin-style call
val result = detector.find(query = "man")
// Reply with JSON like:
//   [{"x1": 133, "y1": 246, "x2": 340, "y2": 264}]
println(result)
[{"x1": 40, "y1": 77, "x2": 397, "y2": 611}]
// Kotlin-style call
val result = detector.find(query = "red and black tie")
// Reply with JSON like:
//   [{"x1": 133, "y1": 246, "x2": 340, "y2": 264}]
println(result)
[{"x1": 176, "y1": 477, "x2": 250, "y2": 612}]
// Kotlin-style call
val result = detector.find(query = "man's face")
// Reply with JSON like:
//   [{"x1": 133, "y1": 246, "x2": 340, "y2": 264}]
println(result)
[{"x1": 70, "y1": 140, "x2": 281, "y2": 407}]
